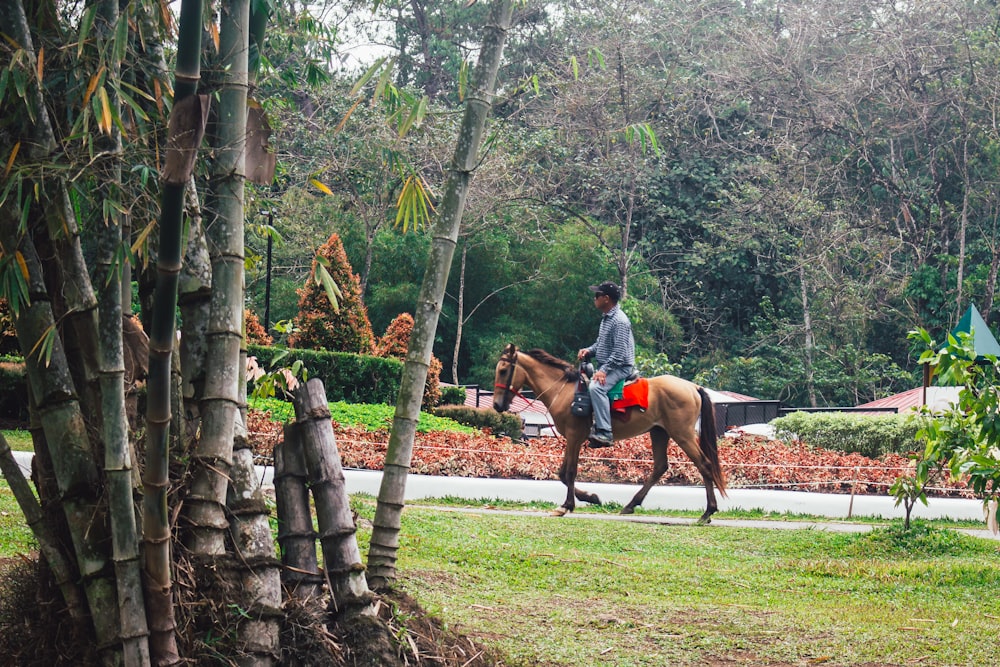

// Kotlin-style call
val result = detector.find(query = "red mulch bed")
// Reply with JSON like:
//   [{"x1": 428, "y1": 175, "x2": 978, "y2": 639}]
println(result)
[{"x1": 247, "y1": 410, "x2": 972, "y2": 498}]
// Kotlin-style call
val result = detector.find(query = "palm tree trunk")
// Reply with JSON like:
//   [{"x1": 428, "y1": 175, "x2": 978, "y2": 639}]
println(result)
[{"x1": 367, "y1": 0, "x2": 515, "y2": 587}]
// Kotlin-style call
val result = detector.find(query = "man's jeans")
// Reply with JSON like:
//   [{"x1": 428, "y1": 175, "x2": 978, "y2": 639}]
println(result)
[{"x1": 588, "y1": 366, "x2": 633, "y2": 436}]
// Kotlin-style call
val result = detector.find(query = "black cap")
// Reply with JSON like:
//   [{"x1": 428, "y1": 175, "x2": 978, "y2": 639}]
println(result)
[{"x1": 589, "y1": 281, "x2": 621, "y2": 301}]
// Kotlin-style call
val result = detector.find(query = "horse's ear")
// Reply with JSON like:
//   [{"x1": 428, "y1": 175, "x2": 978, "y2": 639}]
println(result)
[{"x1": 504, "y1": 343, "x2": 516, "y2": 355}]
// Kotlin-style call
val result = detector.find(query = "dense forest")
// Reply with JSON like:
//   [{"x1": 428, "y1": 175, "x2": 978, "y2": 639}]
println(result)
[{"x1": 234, "y1": 0, "x2": 1000, "y2": 408}]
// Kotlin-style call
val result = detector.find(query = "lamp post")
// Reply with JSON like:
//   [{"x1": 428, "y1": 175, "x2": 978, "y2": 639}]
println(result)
[{"x1": 261, "y1": 209, "x2": 273, "y2": 334}]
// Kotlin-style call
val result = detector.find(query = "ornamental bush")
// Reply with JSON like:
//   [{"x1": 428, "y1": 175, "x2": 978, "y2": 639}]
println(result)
[
  {"x1": 772, "y1": 411, "x2": 921, "y2": 458},
  {"x1": 432, "y1": 405, "x2": 523, "y2": 440},
  {"x1": 248, "y1": 345, "x2": 402, "y2": 404},
  {"x1": 288, "y1": 233, "x2": 375, "y2": 353},
  {"x1": 376, "y1": 312, "x2": 442, "y2": 409}
]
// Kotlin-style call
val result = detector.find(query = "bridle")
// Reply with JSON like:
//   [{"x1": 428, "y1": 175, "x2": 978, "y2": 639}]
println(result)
[
  {"x1": 494, "y1": 349, "x2": 571, "y2": 435},
  {"x1": 494, "y1": 349, "x2": 520, "y2": 408}
]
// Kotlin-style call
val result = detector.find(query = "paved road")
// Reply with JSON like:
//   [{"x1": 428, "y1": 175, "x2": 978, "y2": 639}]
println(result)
[{"x1": 8, "y1": 450, "x2": 996, "y2": 539}]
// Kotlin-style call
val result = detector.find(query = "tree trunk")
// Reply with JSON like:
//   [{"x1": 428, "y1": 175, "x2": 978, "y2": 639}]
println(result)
[
  {"x1": 367, "y1": 0, "x2": 515, "y2": 587},
  {"x1": 142, "y1": 0, "x2": 207, "y2": 662},
  {"x1": 800, "y1": 266, "x2": 817, "y2": 408},
  {"x1": 183, "y1": 0, "x2": 248, "y2": 556},
  {"x1": 294, "y1": 378, "x2": 374, "y2": 620},
  {"x1": 451, "y1": 242, "x2": 468, "y2": 384},
  {"x1": 274, "y1": 426, "x2": 322, "y2": 601},
  {"x1": 92, "y1": 1, "x2": 151, "y2": 662}
]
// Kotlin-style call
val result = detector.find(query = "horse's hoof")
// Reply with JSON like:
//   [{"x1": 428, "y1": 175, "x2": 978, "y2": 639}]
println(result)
[
  {"x1": 695, "y1": 515, "x2": 713, "y2": 526},
  {"x1": 590, "y1": 495, "x2": 602, "y2": 506},
  {"x1": 550, "y1": 507, "x2": 569, "y2": 517},
  {"x1": 619, "y1": 506, "x2": 635, "y2": 515}
]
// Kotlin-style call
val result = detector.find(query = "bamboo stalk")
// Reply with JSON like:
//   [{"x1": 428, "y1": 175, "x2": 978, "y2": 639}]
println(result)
[
  {"x1": 294, "y1": 379, "x2": 375, "y2": 620},
  {"x1": 275, "y1": 426, "x2": 322, "y2": 601},
  {"x1": 368, "y1": 0, "x2": 515, "y2": 587}
]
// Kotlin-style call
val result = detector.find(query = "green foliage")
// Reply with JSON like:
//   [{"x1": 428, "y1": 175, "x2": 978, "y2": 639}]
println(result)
[
  {"x1": 431, "y1": 405, "x2": 523, "y2": 440},
  {"x1": 289, "y1": 233, "x2": 375, "y2": 354},
  {"x1": 249, "y1": 344, "x2": 402, "y2": 404},
  {"x1": 772, "y1": 411, "x2": 921, "y2": 458},
  {"x1": 439, "y1": 385, "x2": 468, "y2": 405},
  {"x1": 248, "y1": 396, "x2": 475, "y2": 434},
  {"x1": 897, "y1": 328, "x2": 1000, "y2": 517},
  {"x1": 0, "y1": 358, "x2": 27, "y2": 423}
]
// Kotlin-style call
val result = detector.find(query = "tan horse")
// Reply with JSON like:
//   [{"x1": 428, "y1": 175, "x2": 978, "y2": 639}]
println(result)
[{"x1": 492, "y1": 344, "x2": 727, "y2": 523}]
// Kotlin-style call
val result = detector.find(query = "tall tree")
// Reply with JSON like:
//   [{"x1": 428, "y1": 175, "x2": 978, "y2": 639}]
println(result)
[{"x1": 367, "y1": 0, "x2": 516, "y2": 587}]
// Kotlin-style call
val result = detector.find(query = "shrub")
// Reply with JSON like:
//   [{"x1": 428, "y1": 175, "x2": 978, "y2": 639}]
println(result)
[
  {"x1": 0, "y1": 357, "x2": 27, "y2": 424},
  {"x1": 439, "y1": 385, "x2": 467, "y2": 406},
  {"x1": 432, "y1": 405, "x2": 523, "y2": 440},
  {"x1": 249, "y1": 345, "x2": 402, "y2": 404},
  {"x1": 375, "y1": 313, "x2": 442, "y2": 409},
  {"x1": 772, "y1": 411, "x2": 921, "y2": 458},
  {"x1": 289, "y1": 233, "x2": 375, "y2": 353},
  {"x1": 244, "y1": 309, "x2": 273, "y2": 346}
]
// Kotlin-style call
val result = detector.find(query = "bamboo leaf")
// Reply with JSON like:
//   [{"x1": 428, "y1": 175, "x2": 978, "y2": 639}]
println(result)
[
  {"x1": 36, "y1": 47, "x2": 44, "y2": 82},
  {"x1": 335, "y1": 97, "x2": 362, "y2": 133},
  {"x1": 4, "y1": 142, "x2": 19, "y2": 178},
  {"x1": 117, "y1": 86, "x2": 150, "y2": 122},
  {"x1": 570, "y1": 55, "x2": 579, "y2": 80},
  {"x1": 209, "y1": 21, "x2": 220, "y2": 53},
  {"x1": 349, "y1": 57, "x2": 388, "y2": 97},
  {"x1": 394, "y1": 174, "x2": 435, "y2": 232},
  {"x1": 314, "y1": 261, "x2": 342, "y2": 313},
  {"x1": 397, "y1": 95, "x2": 428, "y2": 138},
  {"x1": 28, "y1": 324, "x2": 57, "y2": 368},
  {"x1": 83, "y1": 68, "x2": 104, "y2": 106},
  {"x1": 98, "y1": 87, "x2": 112, "y2": 135},
  {"x1": 372, "y1": 63, "x2": 395, "y2": 106},
  {"x1": 114, "y1": 12, "x2": 129, "y2": 62},
  {"x1": 310, "y1": 178, "x2": 333, "y2": 195},
  {"x1": 78, "y1": 5, "x2": 98, "y2": 57}
]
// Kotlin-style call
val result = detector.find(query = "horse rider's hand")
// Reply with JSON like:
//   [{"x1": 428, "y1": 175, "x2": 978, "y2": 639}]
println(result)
[
  {"x1": 594, "y1": 370, "x2": 607, "y2": 385},
  {"x1": 577, "y1": 349, "x2": 588, "y2": 361}
]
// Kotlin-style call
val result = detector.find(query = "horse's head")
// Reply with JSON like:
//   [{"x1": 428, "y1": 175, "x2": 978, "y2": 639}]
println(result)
[{"x1": 492, "y1": 343, "x2": 525, "y2": 412}]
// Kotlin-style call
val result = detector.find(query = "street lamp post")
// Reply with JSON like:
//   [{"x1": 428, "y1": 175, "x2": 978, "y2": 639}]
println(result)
[{"x1": 262, "y1": 209, "x2": 273, "y2": 334}]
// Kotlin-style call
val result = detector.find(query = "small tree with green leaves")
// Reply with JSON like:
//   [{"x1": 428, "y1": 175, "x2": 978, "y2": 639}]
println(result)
[
  {"x1": 893, "y1": 328, "x2": 1000, "y2": 531},
  {"x1": 289, "y1": 233, "x2": 375, "y2": 353}
]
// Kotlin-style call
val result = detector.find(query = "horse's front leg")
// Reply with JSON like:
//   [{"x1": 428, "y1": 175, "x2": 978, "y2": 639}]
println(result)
[{"x1": 552, "y1": 437, "x2": 600, "y2": 516}]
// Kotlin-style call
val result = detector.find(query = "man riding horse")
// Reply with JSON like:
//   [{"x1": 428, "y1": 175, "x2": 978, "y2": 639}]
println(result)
[{"x1": 577, "y1": 281, "x2": 635, "y2": 449}]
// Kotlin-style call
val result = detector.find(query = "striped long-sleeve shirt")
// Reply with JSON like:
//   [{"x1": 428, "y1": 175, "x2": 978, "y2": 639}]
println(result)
[{"x1": 585, "y1": 305, "x2": 635, "y2": 374}]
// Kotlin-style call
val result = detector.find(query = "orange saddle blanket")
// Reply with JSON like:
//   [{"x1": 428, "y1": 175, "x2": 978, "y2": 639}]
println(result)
[{"x1": 611, "y1": 377, "x2": 649, "y2": 414}]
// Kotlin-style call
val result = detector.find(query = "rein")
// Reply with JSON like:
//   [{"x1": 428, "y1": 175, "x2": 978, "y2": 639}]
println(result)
[{"x1": 495, "y1": 350, "x2": 570, "y2": 434}]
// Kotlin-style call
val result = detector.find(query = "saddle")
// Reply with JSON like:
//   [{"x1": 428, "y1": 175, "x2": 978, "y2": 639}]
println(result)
[{"x1": 609, "y1": 373, "x2": 648, "y2": 415}]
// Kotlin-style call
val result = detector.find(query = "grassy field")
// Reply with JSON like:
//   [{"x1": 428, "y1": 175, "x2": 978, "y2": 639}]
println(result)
[
  {"x1": 353, "y1": 498, "x2": 1000, "y2": 667},
  {"x1": 4, "y1": 461, "x2": 1000, "y2": 665}
]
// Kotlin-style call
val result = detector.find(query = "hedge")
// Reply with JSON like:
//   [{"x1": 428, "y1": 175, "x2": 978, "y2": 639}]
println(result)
[
  {"x1": 771, "y1": 411, "x2": 922, "y2": 458},
  {"x1": 432, "y1": 405, "x2": 523, "y2": 441},
  {"x1": 248, "y1": 345, "x2": 403, "y2": 405},
  {"x1": 0, "y1": 357, "x2": 27, "y2": 424}
]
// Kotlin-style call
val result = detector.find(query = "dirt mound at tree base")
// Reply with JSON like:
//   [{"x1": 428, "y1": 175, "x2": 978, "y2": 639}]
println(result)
[{"x1": 0, "y1": 556, "x2": 504, "y2": 666}]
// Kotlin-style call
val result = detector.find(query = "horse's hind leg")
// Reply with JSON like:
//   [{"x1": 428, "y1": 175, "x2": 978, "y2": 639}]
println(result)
[
  {"x1": 673, "y1": 430, "x2": 719, "y2": 525},
  {"x1": 621, "y1": 428, "x2": 670, "y2": 515}
]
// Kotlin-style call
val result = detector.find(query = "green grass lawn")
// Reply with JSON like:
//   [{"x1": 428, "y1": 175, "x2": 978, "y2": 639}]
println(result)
[
  {"x1": 1, "y1": 430, "x2": 32, "y2": 452},
  {"x1": 5, "y1": 431, "x2": 1000, "y2": 665},
  {"x1": 351, "y1": 498, "x2": 1000, "y2": 667}
]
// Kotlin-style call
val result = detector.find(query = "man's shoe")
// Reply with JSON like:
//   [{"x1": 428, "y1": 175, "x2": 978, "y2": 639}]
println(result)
[{"x1": 587, "y1": 431, "x2": 613, "y2": 449}]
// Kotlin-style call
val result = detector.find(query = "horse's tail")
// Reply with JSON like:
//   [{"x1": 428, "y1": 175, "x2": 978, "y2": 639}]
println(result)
[{"x1": 697, "y1": 387, "x2": 728, "y2": 497}]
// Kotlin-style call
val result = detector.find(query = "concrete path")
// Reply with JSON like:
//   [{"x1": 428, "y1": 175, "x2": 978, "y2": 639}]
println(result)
[{"x1": 8, "y1": 450, "x2": 996, "y2": 539}]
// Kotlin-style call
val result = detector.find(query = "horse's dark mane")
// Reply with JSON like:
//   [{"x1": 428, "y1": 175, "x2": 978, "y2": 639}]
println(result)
[{"x1": 523, "y1": 348, "x2": 580, "y2": 382}]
